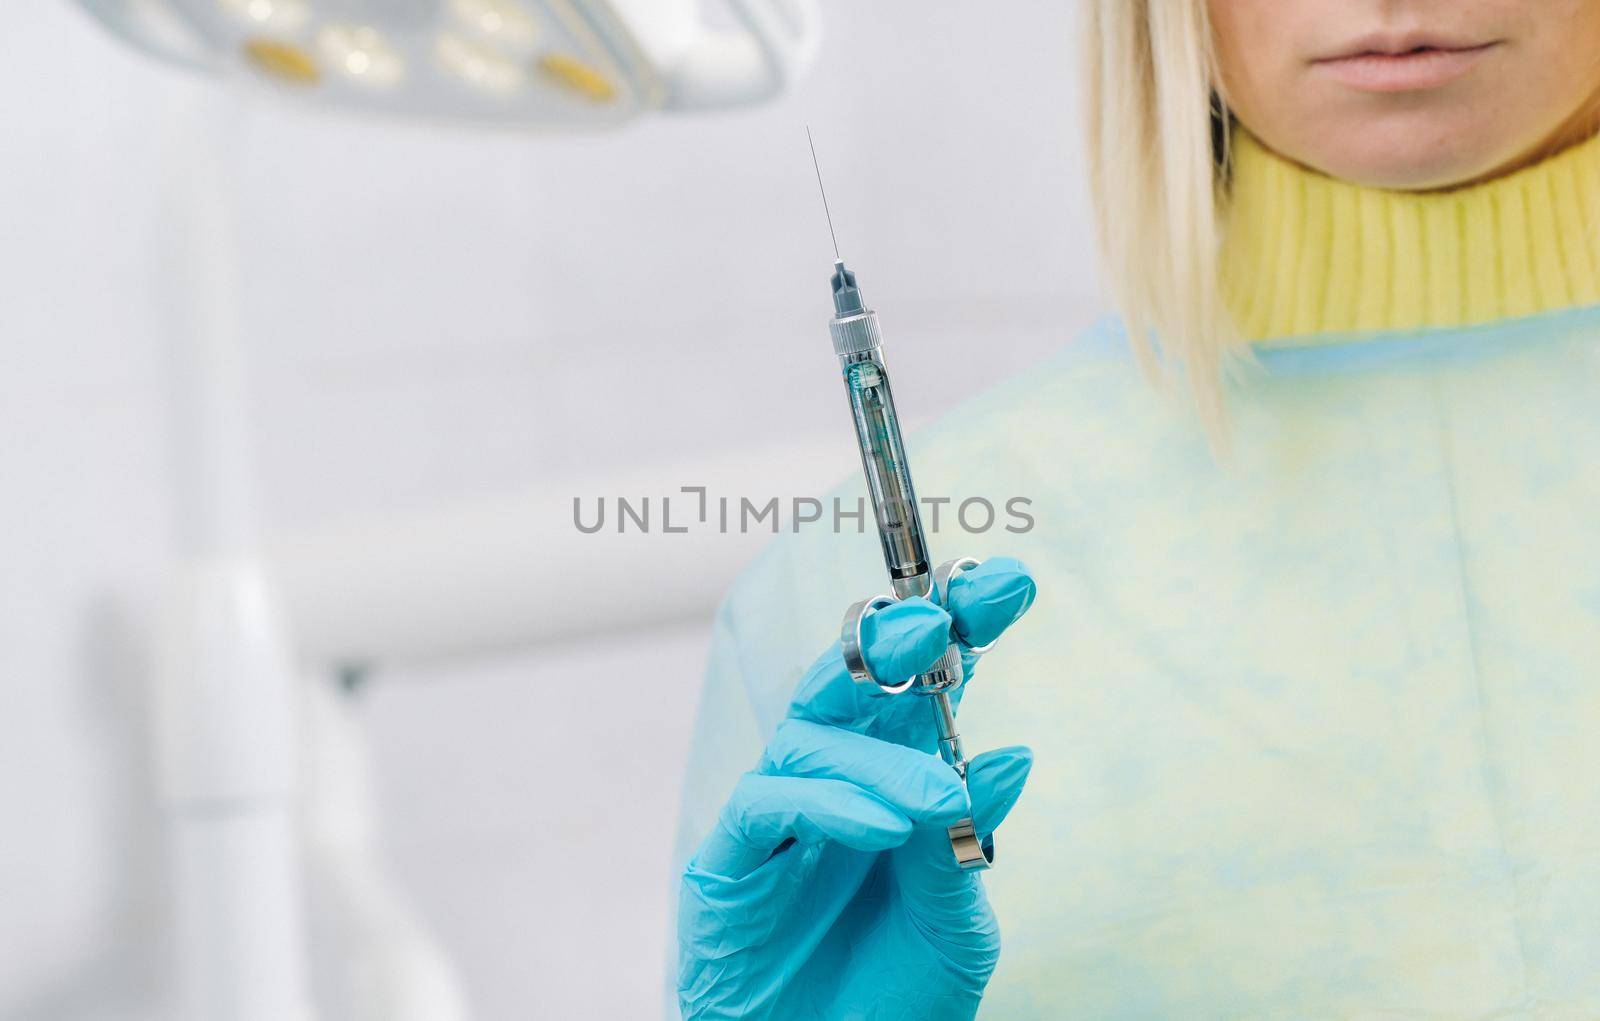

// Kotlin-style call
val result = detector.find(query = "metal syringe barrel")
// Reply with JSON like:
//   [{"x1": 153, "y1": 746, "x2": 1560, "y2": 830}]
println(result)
[{"x1": 829, "y1": 260, "x2": 933, "y2": 600}]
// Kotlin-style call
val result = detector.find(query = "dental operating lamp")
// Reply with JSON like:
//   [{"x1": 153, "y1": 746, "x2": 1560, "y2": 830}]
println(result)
[{"x1": 74, "y1": 0, "x2": 819, "y2": 125}]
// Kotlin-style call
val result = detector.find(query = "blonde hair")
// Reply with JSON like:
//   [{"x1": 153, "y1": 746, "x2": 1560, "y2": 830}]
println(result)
[{"x1": 1083, "y1": 0, "x2": 1246, "y2": 453}]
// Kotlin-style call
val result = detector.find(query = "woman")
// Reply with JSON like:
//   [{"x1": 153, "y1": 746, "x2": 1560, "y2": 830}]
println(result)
[{"x1": 676, "y1": 1, "x2": 1600, "y2": 1016}]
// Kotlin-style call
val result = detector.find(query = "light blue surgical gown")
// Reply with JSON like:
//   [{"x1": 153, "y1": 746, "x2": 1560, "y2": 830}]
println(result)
[{"x1": 672, "y1": 308, "x2": 1600, "y2": 1018}]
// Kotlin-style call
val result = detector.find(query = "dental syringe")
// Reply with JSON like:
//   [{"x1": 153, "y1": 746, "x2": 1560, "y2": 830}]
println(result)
[
  {"x1": 825, "y1": 259, "x2": 995, "y2": 872},
  {"x1": 808, "y1": 128, "x2": 993, "y2": 870}
]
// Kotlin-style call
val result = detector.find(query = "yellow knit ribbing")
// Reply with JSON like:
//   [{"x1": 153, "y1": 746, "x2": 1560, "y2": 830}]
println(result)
[{"x1": 1221, "y1": 130, "x2": 1600, "y2": 342}]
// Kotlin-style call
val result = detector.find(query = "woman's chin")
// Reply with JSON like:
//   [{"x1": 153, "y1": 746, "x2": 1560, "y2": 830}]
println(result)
[{"x1": 1283, "y1": 122, "x2": 1524, "y2": 192}]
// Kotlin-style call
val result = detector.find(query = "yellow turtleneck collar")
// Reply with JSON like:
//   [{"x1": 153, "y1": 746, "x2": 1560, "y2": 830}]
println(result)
[{"x1": 1221, "y1": 128, "x2": 1600, "y2": 344}]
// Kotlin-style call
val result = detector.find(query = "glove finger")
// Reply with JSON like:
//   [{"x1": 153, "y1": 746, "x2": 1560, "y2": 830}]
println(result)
[
  {"x1": 786, "y1": 598, "x2": 952, "y2": 732},
  {"x1": 761, "y1": 719, "x2": 968, "y2": 826},
  {"x1": 891, "y1": 746, "x2": 1034, "y2": 928},
  {"x1": 695, "y1": 772, "x2": 913, "y2": 880},
  {"x1": 944, "y1": 556, "x2": 1037, "y2": 662},
  {"x1": 968, "y1": 744, "x2": 1034, "y2": 837},
  {"x1": 943, "y1": 557, "x2": 1037, "y2": 716}
]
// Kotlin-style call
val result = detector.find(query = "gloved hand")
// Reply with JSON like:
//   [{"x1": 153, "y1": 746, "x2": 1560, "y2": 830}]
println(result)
[{"x1": 677, "y1": 557, "x2": 1038, "y2": 1021}]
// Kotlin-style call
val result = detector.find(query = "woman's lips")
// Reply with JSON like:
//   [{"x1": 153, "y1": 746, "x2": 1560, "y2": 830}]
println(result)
[{"x1": 1313, "y1": 42, "x2": 1500, "y2": 93}]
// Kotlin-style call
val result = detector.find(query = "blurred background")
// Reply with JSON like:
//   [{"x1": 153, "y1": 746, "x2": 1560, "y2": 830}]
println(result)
[{"x1": 0, "y1": 0, "x2": 1100, "y2": 1016}]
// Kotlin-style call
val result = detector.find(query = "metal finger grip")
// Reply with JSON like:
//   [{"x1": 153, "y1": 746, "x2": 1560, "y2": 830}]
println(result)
[
  {"x1": 841, "y1": 595, "x2": 917, "y2": 694},
  {"x1": 933, "y1": 556, "x2": 999, "y2": 655}
]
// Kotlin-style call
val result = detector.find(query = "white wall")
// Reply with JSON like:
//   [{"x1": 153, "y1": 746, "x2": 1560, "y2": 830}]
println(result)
[{"x1": 0, "y1": 1, "x2": 1101, "y2": 1017}]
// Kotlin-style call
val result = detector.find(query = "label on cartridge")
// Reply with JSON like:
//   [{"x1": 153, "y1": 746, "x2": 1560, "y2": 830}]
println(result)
[{"x1": 848, "y1": 362, "x2": 883, "y2": 390}]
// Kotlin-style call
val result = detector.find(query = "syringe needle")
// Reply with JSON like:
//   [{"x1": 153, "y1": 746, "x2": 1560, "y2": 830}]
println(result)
[{"x1": 806, "y1": 125, "x2": 841, "y2": 260}]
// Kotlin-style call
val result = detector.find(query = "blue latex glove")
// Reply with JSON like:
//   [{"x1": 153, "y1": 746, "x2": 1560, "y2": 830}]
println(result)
[{"x1": 678, "y1": 557, "x2": 1038, "y2": 1020}]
